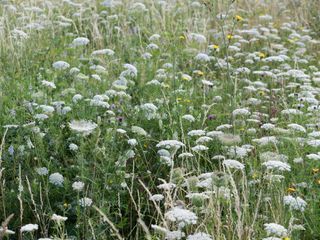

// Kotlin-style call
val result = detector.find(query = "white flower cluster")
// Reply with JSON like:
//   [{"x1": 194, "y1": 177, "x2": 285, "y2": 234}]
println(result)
[
  {"x1": 264, "y1": 223, "x2": 287, "y2": 238},
  {"x1": 164, "y1": 207, "x2": 198, "y2": 228},
  {"x1": 262, "y1": 160, "x2": 291, "y2": 172},
  {"x1": 283, "y1": 195, "x2": 307, "y2": 212}
]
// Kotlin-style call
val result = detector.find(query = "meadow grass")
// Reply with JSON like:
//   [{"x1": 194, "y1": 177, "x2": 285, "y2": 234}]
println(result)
[{"x1": 0, "y1": 0, "x2": 320, "y2": 239}]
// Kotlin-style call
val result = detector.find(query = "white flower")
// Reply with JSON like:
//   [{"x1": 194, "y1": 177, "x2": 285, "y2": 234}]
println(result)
[
  {"x1": 51, "y1": 214, "x2": 68, "y2": 222},
  {"x1": 157, "y1": 182, "x2": 176, "y2": 191},
  {"x1": 128, "y1": 138, "x2": 138, "y2": 146},
  {"x1": 223, "y1": 159, "x2": 245, "y2": 170},
  {"x1": 69, "y1": 143, "x2": 78, "y2": 151},
  {"x1": 261, "y1": 123, "x2": 275, "y2": 130},
  {"x1": 283, "y1": 195, "x2": 307, "y2": 212},
  {"x1": 262, "y1": 161, "x2": 291, "y2": 172},
  {"x1": 79, "y1": 197, "x2": 93, "y2": 207},
  {"x1": 264, "y1": 223, "x2": 287, "y2": 237},
  {"x1": 306, "y1": 139, "x2": 320, "y2": 147},
  {"x1": 287, "y1": 123, "x2": 306, "y2": 133},
  {"x1": 120, "y1": 63, "x2": 138, "y2": 78},
  {"x1": 182, "y1": 114, "x2": 195, "y2": 122},
  {"x1": 140, "y1": 103, "x2": 158, "y2": 120},
  {"x1": 306, "y1": 153, "x2": 320, "y2": 160},
  {"x1": 49, "y1": 172, "x2": 64, "y2": 186},
  {"x1": 166, "y1": 230, "x2": 185, "y2": 240},
  {"x1": 41, "y1": 80, "x2": 56, "y2": 89},
  {"x1": 195, "y1": 53, "x2": 211, "y2": 62},
  {"x1": 232, "y1": 108, "x2": 250, "y2": 117},
  {"x1": 149, "y1": 194, "x2": 164, "y2": 202},
  {"x1": 36, "y1": 167, "x2": 49, "y2": 176},
  {"x1": 165, "y1": 207, "x2": 197, "y2": 227},
  {"x1": 72, "y1": 37, "x2": 90, "y2": 46},
  {"x1": 178, "y1": 152, "x2": 194, "y2": 158},
  {"x1": 191, "y1": 145, "x2": 208, "y2": 152},
  {"x1": 72, "y1": 94, "x2": 83, "y2": 103},
  {"x1": 188, "y1": 130, "x2": 206, "y2": 137},
  {"x1": 252, "y1": 136, "x2": 278, "y2": 146},
  {"x1": 21, "y1": 224, "x2": 38, "y2": 232},
  {"x1": 92, "y1": 48, "x2": 114, "y2": 56},
  {"x1": 72, "y1": 181, "x2": 85, "y2": 191},
  {"x1": 156, "y1": 140, "x2": 185, "y2": 149},
  {"x1": 187, "y1": 232, "x2": 212, "y2": 240},
  {"x1": 69, "y1": 120, "x2": 97, "y2": 135},
  {"x1": 52, "y1": 61, "x2": 70, "y2": 70},
  {"x1": 196, "y1": 136, "x2": 213, "y2": 144},
  {"x1": 189, "y1": 33, "x2": 206, "y2": 43},
  {"x1": 131, "y1": 126, "x2": 148, "y2": 136}
]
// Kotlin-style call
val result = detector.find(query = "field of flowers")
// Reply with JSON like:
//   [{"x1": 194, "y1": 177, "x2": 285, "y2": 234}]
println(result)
[{"x1": 0, "y1": 0, "x2": 320, "y2": 239}]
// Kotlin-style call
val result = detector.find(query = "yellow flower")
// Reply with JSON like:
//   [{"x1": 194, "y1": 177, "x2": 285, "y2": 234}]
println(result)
[
  {"x1": 227, "y1": 34, "x2": 233, "y2": 40},
  {"x1": 162, "y1": 83, "x2": 170, "y2": 88},
  {"x1": 312, "y1": 168, "x2": 319, "y2": 174},
  {"x1": 176, "y1": 97, "x2": 182, "y2": 102},
  {"x1": 185, "y1": 99, "x2": 191, "y2": 103},
  {"x1": 210, "y1": 44, "x2": 219, "y2": 50},
  {"x1": 282, "y1": 237, "x2": 291, "y2": 240},
  {"x1": 235, "y1": 15, "x2": 243, "y2": 21},
  {"x1": 252, "y1": 172, "x2": 259, "y2": 179},
  {"x1": 179, "y1": 35, "x2": 185, "y2": 40},
  {"x1": 194, "y1": 70, "x2": 204, "y2": 76},
  {"x1": 287, "y1": 187, "x2": 296, "y2": 193},
  {"x1": 316, "y1": 179, "x2": 320, "y2": 185},
  {"x1": 63, "y1": 202, "x2": 68, "y2": 208},
  {"x1": 259, "y1": 52, "x2": 266, "y2": 58}
]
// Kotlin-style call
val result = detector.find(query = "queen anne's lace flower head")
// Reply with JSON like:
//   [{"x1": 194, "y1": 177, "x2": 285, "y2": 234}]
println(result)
[{"x1": 164, "y1": 207, "x2": 198, "y2": 228}]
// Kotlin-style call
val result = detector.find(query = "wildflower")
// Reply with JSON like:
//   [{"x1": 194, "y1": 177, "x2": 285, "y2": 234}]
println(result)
[
  {"x1": 287, "y1": 187, "x2": 296, "y2": 193},
  {"x1": 264, "y1": 223, "x2": 288, "y2": 237},
  {"x1": 232, "y1": 108, "x2": 250, "y2": 117},
  {"x1": 131, "y1": 126, "x2": 148, "y2": 136},
  {"x1": 235, "y1": 15, "x2": 243, "y2": 21},
  {"x1": 191, "y1": 145, "x2": 208, "y2": 152},
  {"x1": 21, "y1": 224, "x2": 38, "y2": 233},
  {"x1": 164, "y1": 207, "x2": 198, "y2": 227},
  {"x1": 182, "y1": 114, "x2": 195, "y2": 122},
  {"x1": 72, "y1": 37, "x2": 90, "y2": 46},
  {"x1": 69, "y1": 143, "x2": 78, "y2": 151},
  {"x1": 51, "y1": 214, "x2": 68, "y2": 222},
  {"x1": 91, "y1": 48, "x2": 114, "y2": 56},
  {"x1": 227, "y1": 34, "x2": 233, "y2": 40},
  {"x1": 156, "y1": 140, "x2": 185, "y2": 149},
  {"x1": 79, "y1": 197, "x2": 93, "y2": 207},
  {"x1": 182, "y1": 74, "x2": 192, "y2": 81},
  {"x1": 52, "y1": 61, "x2": 70, "y2": 70},
  {"x1": 69, "y1": 120, "x2": 97, "y2": 135},
  {"x1": 140, "y1": 103, "x2": 158, "y2": 120},
  {"x1": 283, "y1": 195, "x2": 307, "y2": 212},
  {"x1": 259, "y1": 52, "x2": 266, "y2": 58},
  {"x1": 36, "y1": 167, "x2": 49, "y2": 176},
  {"x1": 128, "y1": 138, "x2": 138, "y2": 146},
  {"x1": 187, "y1": 232, "x2": 212, "y2": 240},
  {"x1": 49, "y1": 173, "x2": 64, "y2": 186},
  {"x1": 262, "y1": 161, "x2": 291, "y2": 172},
  {"x1": 223, "y1": 159, "x2": 245, "y2": 170},
  {"x1": 41, "y1": 80, "x2": 56, "y2": 89},
  {"x1": 188, "y1": 130, "x2": 206, "y2": 137},
  {"x1": 209, "y1": 44, "x2": 219, "y2": 50},
  {"x1": 72, "y1": 181, "x2": 85, "y2": 191},
  {"x1": 149, "y1": 194, "x2": 164, "y2": 202}
]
